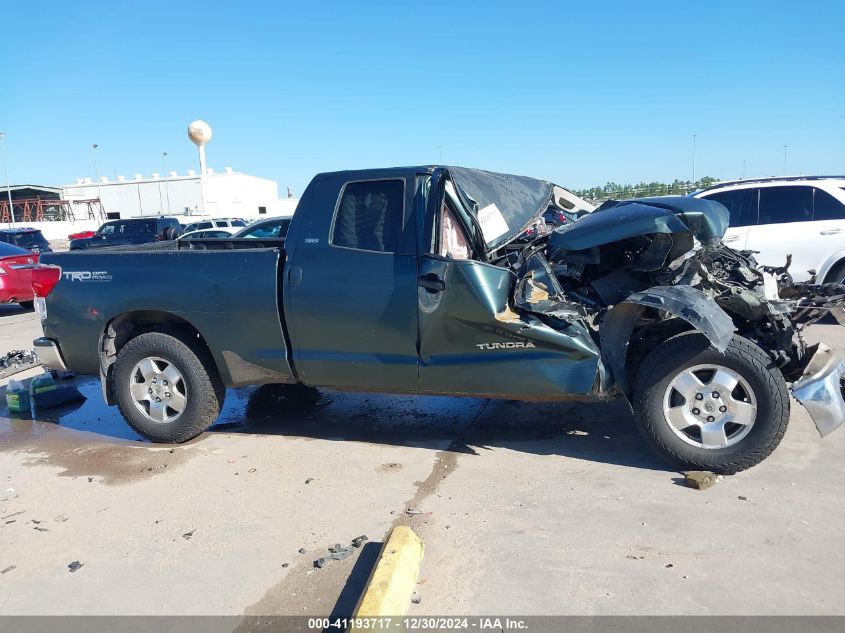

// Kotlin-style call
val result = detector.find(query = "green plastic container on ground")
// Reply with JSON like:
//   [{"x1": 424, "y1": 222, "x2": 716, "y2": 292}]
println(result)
[
  {"x1": 6, "y1": 379, "x2": 31, "y2": 413},
  {"x1": 30, "y1": 373, "x2": 58, "y2": 396}
]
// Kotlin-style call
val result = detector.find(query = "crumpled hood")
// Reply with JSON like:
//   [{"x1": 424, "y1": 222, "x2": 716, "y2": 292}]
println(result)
[
  {"x1": 447, "y1": 166, "x2": 555, "y2": 253},
  {"x1": 546, "y1": 196, "x2": 730, "y2": 252}
]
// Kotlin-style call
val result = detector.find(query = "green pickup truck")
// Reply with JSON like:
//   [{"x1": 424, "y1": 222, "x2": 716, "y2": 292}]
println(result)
[{"x1": 31, "y1": 166, "x2": 845, "y2": 473}]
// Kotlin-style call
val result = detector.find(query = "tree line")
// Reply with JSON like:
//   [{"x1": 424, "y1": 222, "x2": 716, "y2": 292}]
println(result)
[{"x1": 573, "y1": 176, "x2": 719, "y2": 203}]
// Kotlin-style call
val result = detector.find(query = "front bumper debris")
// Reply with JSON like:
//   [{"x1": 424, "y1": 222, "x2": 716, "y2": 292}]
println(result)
[{"x1": 791, "y1": 344, "x2": 845, "y2": 437}]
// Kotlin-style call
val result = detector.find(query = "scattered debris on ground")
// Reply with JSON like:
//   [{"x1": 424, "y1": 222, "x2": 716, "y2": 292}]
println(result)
[
  {"x1": 0, "y1": 565, "x2": 16, "y2": 575},
  {"x1": 298, "y1": 548, "x2": 306, "y2": 554},
  {"x1": 0, "y1": 349, "x2": 39, "y2": 380},
  {"x1": 304, "y1": 478, "x2": 313, "y2": 484},
  {"x1": 406, "y1": 508, "x2": 423, "y2": 515},
  {"x1": 67, "y1": 561, "x2": 83, "y2": 573},
  {"x1": 182, "y1": 530, "x2": 195, "y2": 540},
  {"x1": 313, "y1": 537, "x2": 369, "y2": 570},
  {"x1": 738, "y1": 495, "x2": 750, "y2": 501},
  {"x1": 683, "y1": 471, "x2": 718, "y2": 490}
]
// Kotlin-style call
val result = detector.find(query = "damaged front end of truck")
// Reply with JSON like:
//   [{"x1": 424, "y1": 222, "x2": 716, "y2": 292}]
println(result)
[{"x1": 443, "y1": 167, "x2": 845, "y2": 438}]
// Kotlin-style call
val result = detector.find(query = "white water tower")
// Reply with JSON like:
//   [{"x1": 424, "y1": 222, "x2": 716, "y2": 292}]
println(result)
[{"x1": 187, "y1": 120, "x2": 213, "y2": 175}]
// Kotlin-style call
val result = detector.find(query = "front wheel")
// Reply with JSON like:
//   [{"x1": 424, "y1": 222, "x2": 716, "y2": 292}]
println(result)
[
  {"x1": 113, "y1": 332, "x2": 224, "y2": 443},
  {"x1": 633, "y1": 333, "x2": 790, "y2": 474}
]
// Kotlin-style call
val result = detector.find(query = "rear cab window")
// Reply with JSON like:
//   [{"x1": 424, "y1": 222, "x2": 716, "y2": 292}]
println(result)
[{"x1": 330, "y1": 179, "x2": 406, "y2": 253}]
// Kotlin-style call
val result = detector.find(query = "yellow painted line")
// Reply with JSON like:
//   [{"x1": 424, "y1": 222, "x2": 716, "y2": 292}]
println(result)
[{"x1": 353, "y1": 526, "x2": 424, "y2": 619}]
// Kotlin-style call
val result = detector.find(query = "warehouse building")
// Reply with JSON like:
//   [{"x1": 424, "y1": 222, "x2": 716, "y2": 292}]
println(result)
[{"x1": 62, "y1": 167, "x2": 295, "y2": 220}]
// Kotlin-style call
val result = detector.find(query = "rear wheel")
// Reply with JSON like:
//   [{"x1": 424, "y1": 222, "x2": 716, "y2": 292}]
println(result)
[
  {"x1": 18, "y1": 301, "x2": 34, "y2": 310},
  {"x1": 633, "y1": 332, "x2": 789, "y2": 474},
  {"x1": 113, "y1": 332, "x2": 224, "y2": 443}
]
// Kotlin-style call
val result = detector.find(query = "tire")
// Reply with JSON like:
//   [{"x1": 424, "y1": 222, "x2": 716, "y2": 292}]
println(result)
[
  {"x1": 633, "y1": 332, "x2": 789, "y2": 474},
  {"x1": 112, "y1": 332, "x2": 225, "y2": 443},
  {"x1": 18, "y1": 301, "x2": 34, "y2": 310}
]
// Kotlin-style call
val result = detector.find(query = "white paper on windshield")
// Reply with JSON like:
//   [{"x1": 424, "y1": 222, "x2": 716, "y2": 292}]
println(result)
[{"x1": 477, "y1": 203, "x2": 509, "y2": 243}]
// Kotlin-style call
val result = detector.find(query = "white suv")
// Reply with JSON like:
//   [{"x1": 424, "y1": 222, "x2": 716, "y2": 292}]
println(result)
[
  {"x1": 182, "y1": 217, "x2": 247, "y2": 233},
  {"x1": 695, "y1": 176, "x2": 845, "y2": 282}
]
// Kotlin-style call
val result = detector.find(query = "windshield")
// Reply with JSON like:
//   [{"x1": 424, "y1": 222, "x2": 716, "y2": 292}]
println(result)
[
  {"x1": 446, "y1": 166, "x2": 554, "y2": 253},
  {"x1": 237, "y1": 219, "x2": 290, "y2": 238}
]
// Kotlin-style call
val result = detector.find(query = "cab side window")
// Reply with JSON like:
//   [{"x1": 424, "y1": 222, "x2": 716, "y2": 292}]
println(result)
[{"x1": 331, "y1": 180, "x2": 405, "y2": 253}]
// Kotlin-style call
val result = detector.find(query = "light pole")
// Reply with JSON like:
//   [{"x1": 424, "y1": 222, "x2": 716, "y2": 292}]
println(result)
[
  {"x1": 91, "y1": 144, "x2": 105, "y2": 213},
  {"x1": 437, "y1": 146, "x2": 443, "y2": 163},
  {"x1": 0, "y1": 132, "x2": 14, "y2": 227},
  {"x1": 742, "y1": 160, "x2": 747, "y2": 179},
  {"x1": 162, "y1": 152, "x2": 171, "y2": 213},
  {"x1": 783, "y1": 145, "x2": 788, "y2": 174},
  {"x1": 691, "y1": 134, "x2": 697, "y2": 184}
]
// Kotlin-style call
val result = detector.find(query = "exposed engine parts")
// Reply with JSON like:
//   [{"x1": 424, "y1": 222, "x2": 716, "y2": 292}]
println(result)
[{"x1": 498, "y1": 197, "x2": 845, "y2": 384}]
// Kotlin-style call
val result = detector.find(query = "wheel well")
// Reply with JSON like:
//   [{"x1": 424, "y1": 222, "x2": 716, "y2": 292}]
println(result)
[
  {"x1": 822, "y1": 258, "x2": 845, "y2": 284},
  {"x1": 624, "y1": 316, "x2": 695, "y2": 389},
  {"x1": 99, "y1": 310, "x2": 219, "y2": 404}
]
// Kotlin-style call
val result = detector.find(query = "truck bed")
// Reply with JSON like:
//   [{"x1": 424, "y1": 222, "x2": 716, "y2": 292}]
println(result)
[{"x1": 38, "y1": 242, "x2": 292, "y2": 387}]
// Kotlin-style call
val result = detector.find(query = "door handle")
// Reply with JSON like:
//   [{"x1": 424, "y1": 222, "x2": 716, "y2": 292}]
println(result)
[
  {"x1": 418, "y1": 273, "x2": 445, "y2": 292},
  {"x1": 723, "y1": 235, "x2": 740, "y2": 243},
  {"x1": 820, "y1": 229, "x2": 842, "y2": 235}
]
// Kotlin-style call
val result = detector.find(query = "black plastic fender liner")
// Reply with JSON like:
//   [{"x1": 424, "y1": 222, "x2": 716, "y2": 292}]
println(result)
[{"x1": 599, "y1": 285, "x2": 737, "y2": 398}]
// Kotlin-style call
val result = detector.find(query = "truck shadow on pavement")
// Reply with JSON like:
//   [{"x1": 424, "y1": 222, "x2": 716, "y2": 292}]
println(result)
[
  {"x1": 215, "y1": 384, "x2": 671, "y2": 472},
  {"x1": 1, "y1": 379, "x2": 671, "y2": 473}
]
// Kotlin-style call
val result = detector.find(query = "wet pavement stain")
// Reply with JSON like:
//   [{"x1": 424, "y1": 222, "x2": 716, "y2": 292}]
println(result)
[{"x1": 0, "y1": 375, "x2": 258, "y2": 484}]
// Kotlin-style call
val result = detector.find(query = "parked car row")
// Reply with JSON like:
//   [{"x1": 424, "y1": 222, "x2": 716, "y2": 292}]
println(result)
[{"x1": 0, "y1": 215, "x2": 294, "y2": 310}]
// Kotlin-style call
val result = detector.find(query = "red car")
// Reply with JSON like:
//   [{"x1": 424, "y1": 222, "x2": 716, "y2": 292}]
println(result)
[
  {"x1": 0, "y1": 242, "x2": 39, "y2": 309},
  {"x1": 68, "y1": 230, "x2": 96, "y2": 240}
]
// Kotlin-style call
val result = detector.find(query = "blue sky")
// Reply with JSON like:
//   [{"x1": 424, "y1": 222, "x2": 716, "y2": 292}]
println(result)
[{"x1": 1, "y1": 1, "x2": 843, "y2": 195}]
